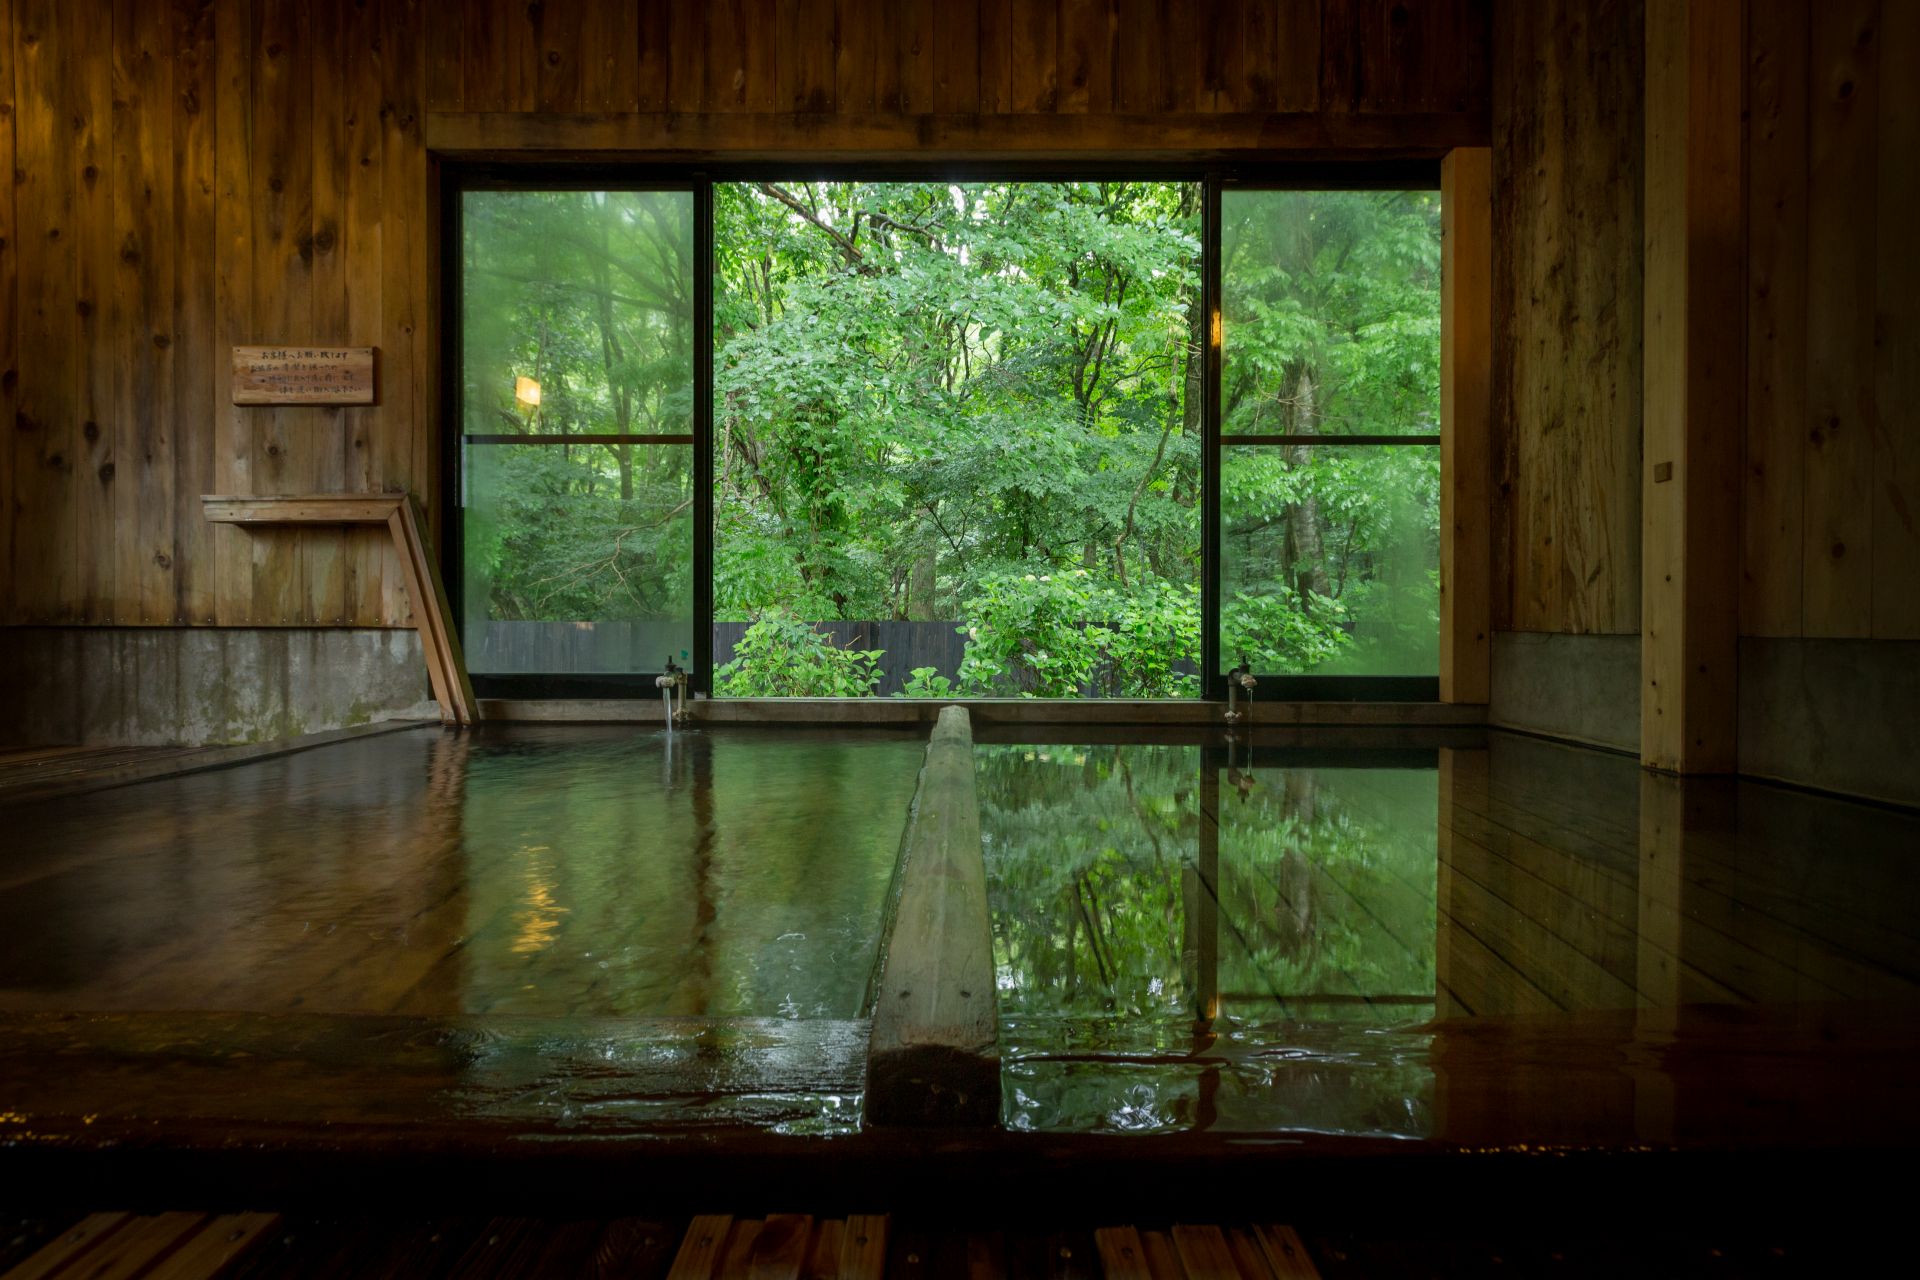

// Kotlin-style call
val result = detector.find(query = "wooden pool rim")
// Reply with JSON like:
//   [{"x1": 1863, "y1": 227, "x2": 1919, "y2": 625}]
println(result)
[
  {"x1": 864, "y1": 706, "x2": 1000, "y2": 1128},
  {"x1": 481, "y1": 698, "x2": 1489, "y2": 727}
]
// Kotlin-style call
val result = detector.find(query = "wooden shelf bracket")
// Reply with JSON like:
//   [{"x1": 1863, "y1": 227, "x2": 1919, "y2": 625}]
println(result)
[{"x1": 202, "y1": 494, "x2": 480, "y2": 725}]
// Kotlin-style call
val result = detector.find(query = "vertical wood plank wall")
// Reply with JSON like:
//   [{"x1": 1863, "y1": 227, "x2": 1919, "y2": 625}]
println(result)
[
  {"x1": 1494, "y1": 0, "x2": 1920, "y2": 649},
  {"x1": 0, "y1": 0, "x2": 1493, "y2": 630},
  {"x1": 5, "y1": 0, "x2": 433, "y2": 628},
  {"x1": 1744, "y1": 0, "x2": 1918, "y2": 642},
  {"x1": 1489, "y1": 0, "x2": 1646, "y2": 637}
]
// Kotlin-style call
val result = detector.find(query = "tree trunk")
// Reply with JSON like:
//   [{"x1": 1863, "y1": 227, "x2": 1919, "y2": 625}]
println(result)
[
  {"x1": 907, "y1": 549, "x2": 937, "y2": 621},
  {"x1": 1285, "y1": 367, "x2": 1330, "y2": 605}
]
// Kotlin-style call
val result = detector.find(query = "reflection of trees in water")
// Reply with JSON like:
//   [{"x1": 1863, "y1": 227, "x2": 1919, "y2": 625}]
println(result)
[
  {"x1": 986, "y1": 747, "x2": 1440, "y2": 1137},
  {"x1": 1266, "y1": 846, "x2": 1317, "y2": 963},
  {"x1": 981, "y1": 746, "x2": 1437, "y2": 1018},
  {"x1": 979, "y1": 744, "x2": 1200, "y2": 1019},
  {"x1": 1219, "y1": 768, "x2": 1437, "y2": 1005}
]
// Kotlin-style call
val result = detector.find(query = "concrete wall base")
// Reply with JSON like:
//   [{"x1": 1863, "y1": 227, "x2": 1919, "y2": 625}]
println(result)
[
  {"x1": 1738, "y1": 638, "x2": 1920, "y2": 808},
  {"x1": 1489, "y1": 632, "x2": 1642, "y2": 754},
  {"x1": 0, "y1": 627, "x2": 437, "y2": 747}
]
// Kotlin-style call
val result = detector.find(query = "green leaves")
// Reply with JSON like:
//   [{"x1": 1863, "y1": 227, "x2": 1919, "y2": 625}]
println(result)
[
  {"x1": 713, "y1": 180, "x2": 1204, "y2": 648},
  {"x1": 898, "y1": 667, "x2": 956, "y2": 698},
  {"x1": 955, "y1": 571, "x2": 1200, "y2": 699},
  {"x1": 713, "y1": 612, "x2": 884, "y2": 698}
]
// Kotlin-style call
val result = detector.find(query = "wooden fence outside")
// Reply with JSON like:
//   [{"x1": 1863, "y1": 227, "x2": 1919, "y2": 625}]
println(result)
[
  {"x1": 472, "y1": 618, "x2": 1199, "y2": 696},
  {"x1": 471, "y1": 619, "x2": 968, "y2": 696}
]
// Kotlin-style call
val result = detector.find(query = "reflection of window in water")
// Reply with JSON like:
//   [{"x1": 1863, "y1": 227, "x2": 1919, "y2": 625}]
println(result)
[
  {"x1": 1217, "y1": 768, "x2": 1438, "y2": 1020},
  {"x1": 978, "y1": 744, "x2": 1201, "y2": 1021}
]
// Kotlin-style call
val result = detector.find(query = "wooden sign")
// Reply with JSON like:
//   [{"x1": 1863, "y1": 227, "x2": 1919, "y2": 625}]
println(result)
[{"x1": 231, "y1": 346, "x2": 375, "y2": 405}]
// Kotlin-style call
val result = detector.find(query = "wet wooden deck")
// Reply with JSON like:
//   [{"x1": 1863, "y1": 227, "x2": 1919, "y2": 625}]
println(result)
[
  {"x1": 0, "y1": 1211, "x2": 1820, "y2": 1278},
  {"x1": 0, "y1": 723, "x2": 429, "y2": 806},
  {"x1": 0, "y1": 744, "x2": 230, "y2": 805},
  {"x1": 2, "y1": 726, "x2": 1916, "y2": 1241}
]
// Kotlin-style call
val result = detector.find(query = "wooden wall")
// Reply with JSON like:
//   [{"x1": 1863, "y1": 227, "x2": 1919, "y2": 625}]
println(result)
[
  {"x1": 2, "y1": 0, "x2": 433, "y2": 628},
  {"x1": 0, "y1": 0, "x2": 1491, "y2": 629},
  {"x1": 1493, "y1": 0, "x2": 1920, "y2": 646},
  {"x1": 422, "y1": 0, "x2": 1489, "y2": 122},
  {"x1": 1489, "y1": 0, "x2": 1645, "y2": 636},
  {"x1": 1744, "y1": 0, "x2": 1919, "y2": 641}
]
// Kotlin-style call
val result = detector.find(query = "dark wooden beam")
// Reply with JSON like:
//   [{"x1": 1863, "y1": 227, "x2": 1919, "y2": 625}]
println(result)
[{"x1": 423, "y1": 109, "x2": 1491, "y2": 162}]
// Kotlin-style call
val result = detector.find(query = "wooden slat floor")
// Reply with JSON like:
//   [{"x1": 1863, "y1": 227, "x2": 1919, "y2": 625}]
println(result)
[
  {"x1": 0, "y1": 1212, "x2": 1818, "y2": 1278},
  {"x1": 0, "y1": 744, "x2": 213, "y2": 805},
  {"x1": 0, "y1": 723, "x2": 428, "y2": 806}
]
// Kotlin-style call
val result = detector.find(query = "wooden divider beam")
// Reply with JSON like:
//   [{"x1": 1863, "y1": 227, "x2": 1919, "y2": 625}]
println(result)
[
  {"x1": 202, "y1": 494, "x2": 479, "y2": 724},
  {"x1": 866, "y1": 704, "x2": 1000, "y2": 1127}
]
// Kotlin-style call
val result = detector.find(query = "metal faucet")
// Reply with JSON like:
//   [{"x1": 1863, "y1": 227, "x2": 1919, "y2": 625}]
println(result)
[
  {"x1": 656, "y1": 657, "x2": 690, "y2": 727},
  {"x1": 1225, "y1": 655, "x2": 1256, "y2": 723}
]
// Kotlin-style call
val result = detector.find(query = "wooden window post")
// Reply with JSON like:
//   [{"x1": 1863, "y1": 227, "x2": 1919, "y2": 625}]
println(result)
[
  {"x1": 1641, "y1": 0, "x2": 1744, "y2": 772},
  {"x1": 1441, "y1": 147, "x2": 1494, "y2": 704}
]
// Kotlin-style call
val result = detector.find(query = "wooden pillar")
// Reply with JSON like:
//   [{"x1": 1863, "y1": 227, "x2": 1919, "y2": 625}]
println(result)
[
  {"x1": 1441, "y1": 148, "x2": 1493, "y2": 705},
  {"x1": 1641, "y1": 0, "x2": 1744, "y2": 772},
  {"x1": 1632, "y1": 772, "x2": 1685, "y2": 1144}
]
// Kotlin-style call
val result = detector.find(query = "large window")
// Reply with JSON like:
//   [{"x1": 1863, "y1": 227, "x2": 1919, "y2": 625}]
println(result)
[
  {"x1": 457, "y1": 189, "x2": 697, "y2": 687},
  {"x1": 1218, "y1": 189, "x2": 1442, "y2": 685},
  {"x1": 448, "y1": 175, "x2": 1443, "y2": 700}
]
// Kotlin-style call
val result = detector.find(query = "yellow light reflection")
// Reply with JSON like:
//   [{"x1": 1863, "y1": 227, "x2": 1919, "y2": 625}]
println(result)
[{"x1": 512, "y1": 844, "x2": 567, "y2": 954}]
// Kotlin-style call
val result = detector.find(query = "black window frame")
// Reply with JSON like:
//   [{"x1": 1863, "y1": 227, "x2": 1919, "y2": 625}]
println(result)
[
  {"x1": 441, "y1": 161, "x2": 1442, "y2": 703},
  {"x1": 1213, "y1": 169, "x2": 1444, "y2": 703}
]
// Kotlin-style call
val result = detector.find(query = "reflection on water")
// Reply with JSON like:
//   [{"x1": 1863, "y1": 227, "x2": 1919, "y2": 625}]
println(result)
[
  {"x1": 0, "y1": 726, "x2": 923, "y2": 1021},
  {"x1": 981, "y1": 745, "x2": 1202, "y2": 1022},
  {"x1": 1216, "y1": 763, "x2": 1436, "y2": 1018},
  {"x1": 978, "y1": 742, "x2": 1439, "y2": 1136},
  {"x1": 980, "y1": 734, "x2": 1920, "y2": 1145}
]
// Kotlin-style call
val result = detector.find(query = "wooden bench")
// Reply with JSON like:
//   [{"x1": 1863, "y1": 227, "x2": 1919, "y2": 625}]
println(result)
[{"x1": 202, "y1": 494, "x2": 478, "y2": 725}]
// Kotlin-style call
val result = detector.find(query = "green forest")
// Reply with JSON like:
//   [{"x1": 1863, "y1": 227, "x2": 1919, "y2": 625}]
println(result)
[{"x1": 459, "y1": 181, "x2": 1441, "y2": 694}]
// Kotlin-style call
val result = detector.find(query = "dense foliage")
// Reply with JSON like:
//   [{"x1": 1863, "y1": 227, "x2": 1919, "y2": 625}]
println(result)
[
  {"x1": 459, "y1": 182, "x2": 1442, "y2": 692},
  {"x1": 714, "y1": 180, "x2": 1205, "y2": 695},
  {"x1": 460, "y1": 189, "x2": 698, "y2": 670}
]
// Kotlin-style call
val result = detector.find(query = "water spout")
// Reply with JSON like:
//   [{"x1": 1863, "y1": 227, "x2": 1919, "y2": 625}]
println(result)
[
  {"x1": 658, "y1": 657, "x2": 690, "y2": 729},
  {"x1": 1224, "y1": 655, "x2": 1256, "y2": 725}
]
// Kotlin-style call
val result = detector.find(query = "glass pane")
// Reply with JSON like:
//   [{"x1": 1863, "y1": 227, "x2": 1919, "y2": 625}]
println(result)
[
  {"x1": 462, "y1": 442, "x2": 693, "y2": 675},
  {"x1": 712, "y1": 180, "x2": 1203, "y2": 698},
  {"x1": 460, "y1": 189, "x2": 695, "y2": 676},
  {"x1": 1220, "y1": 443, "x2": 1439, "y2": 676},
  {"x1": 1221, "y1": 189, "x2": 1441, "y2": 437}
]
